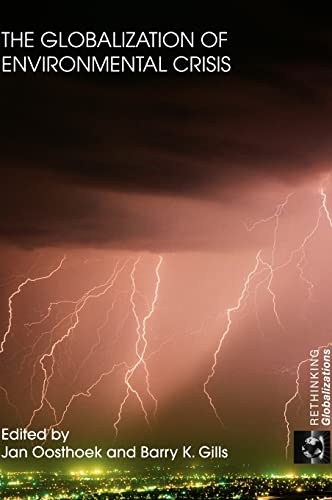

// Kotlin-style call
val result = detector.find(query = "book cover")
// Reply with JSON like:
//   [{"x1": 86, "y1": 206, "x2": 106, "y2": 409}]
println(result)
[{"x1": 0, "y1": 8, "x2": 331, "y2": 499}]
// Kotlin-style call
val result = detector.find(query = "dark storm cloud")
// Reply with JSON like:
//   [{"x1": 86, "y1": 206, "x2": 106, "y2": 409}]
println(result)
[
  {"x1": 0, "y1": 166, "x2": 247, "y2": 250},
  {"x1": 1, "y1": 11, "x2": 332, "y2": 249},
  {"x1": 1, "y1": 67, "x2": 332, "y2": 249},
  {"x1": 1, "y1": 67, "x2": 332, "y2": 201}
]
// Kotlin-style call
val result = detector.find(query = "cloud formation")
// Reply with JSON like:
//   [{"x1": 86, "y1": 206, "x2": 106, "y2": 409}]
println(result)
[{"x1": 1, "y1": 22, "x2": 332, "y2": 250}]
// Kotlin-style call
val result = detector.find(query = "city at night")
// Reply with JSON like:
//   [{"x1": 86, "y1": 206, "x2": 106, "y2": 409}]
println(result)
[{"x1": 3, "y1": 467, "x2": 332, "y2": 499}]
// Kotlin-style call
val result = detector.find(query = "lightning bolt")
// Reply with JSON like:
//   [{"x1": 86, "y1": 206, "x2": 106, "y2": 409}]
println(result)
[
  {"x1": 322, "y1": 187, "x2": 332, "y2": 227},
  {"x1": 142, "y1": 255, "x2": 163, "y2": 418},
  {"x1": 203, "y1": 251, "x2": 266, "y2": 425},
  {"x1": 258, "y1": 257, "x2": 284, "y2": 330},
  {"x1": 205, "y1": 185, "x2": 332, "y2": 441},
  {"x1": 243, "y1": 186, "x2": 332, "y2": 456},
  {"x1": 296, "y1": 248, "x2": 314, "y2": 301},
  {"x1": 203, "y1": 188, "x2": 297, "y2": 423},
  {"x1": 24, "y1": 297, "x2": 79, "y2": 335},
  {"x1": 29, "y1": 256, "x2": 162, "y2": 438},
  {"x1": 112, "y1": 257, "x2": 150, "y2": 433},
  {"x1": 0, "y1": 256, "x2": 66, "y2": 355},
  {"x1": 246, "y1": 193, "x2": 294, "y2": 331},
  {"x1": 113, "y1": 256, "x2": 162, "y2": 436},
  {"x1": 283, "y1": 358, "x2": 307, "y2": 458},
  {"x1": 20, "y1": 260, "x2": 124, "y2": 376},
  {"x1": 44, "y1": 362, "x2": 128, "y2": 436},
  {"x1": 73, "y1": 290, "x2": 129, "y2": 383},
  {"x1": 26, "y1": 258, "x2": 129, "y2": 430},
  {"x1": 0, "y1": 252, "x2": 42, "y2": 291},
  {"x1": 246, "y1": 192, "x2": 293, "y2": 267}
]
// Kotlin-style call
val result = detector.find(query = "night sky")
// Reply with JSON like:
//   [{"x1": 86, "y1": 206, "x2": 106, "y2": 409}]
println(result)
[{"x1": 1, "y1": 7, "x2": 332, "y2": 472}]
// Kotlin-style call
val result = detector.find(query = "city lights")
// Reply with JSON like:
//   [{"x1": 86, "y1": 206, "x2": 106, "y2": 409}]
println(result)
[{"x1": 1, "y1": 468, "x2": 332, "y2": 499}]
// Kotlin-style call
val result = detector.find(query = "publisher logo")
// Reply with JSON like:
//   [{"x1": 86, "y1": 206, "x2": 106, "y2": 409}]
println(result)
[{"x1": 294, "y1": 431, "x2": 330, "y2": 464}]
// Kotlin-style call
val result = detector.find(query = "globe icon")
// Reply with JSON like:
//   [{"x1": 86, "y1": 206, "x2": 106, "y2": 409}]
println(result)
[{"x1": 302, "y1": 437, "x2": 323, "y2": 458}]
